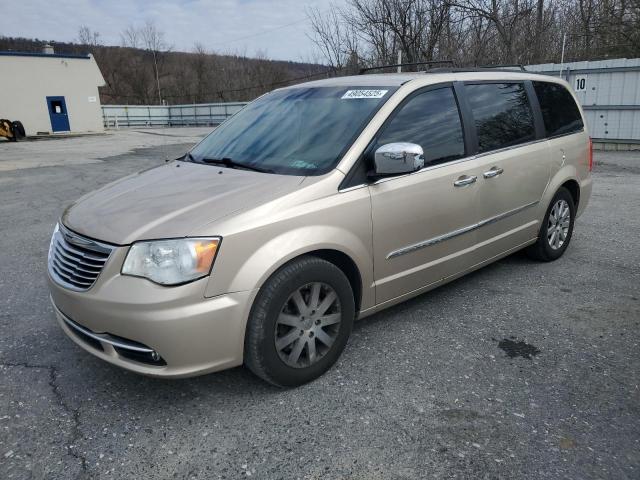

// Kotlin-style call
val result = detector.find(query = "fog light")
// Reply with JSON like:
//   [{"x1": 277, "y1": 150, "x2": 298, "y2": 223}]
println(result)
[{"x1": 151, "y1": 351, "x2": 160, "y2": 362}]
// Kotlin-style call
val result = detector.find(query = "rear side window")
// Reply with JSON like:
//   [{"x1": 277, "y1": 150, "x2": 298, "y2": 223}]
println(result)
[
  {"x1": 533, "y1": 81, "x2": 584, "y2": 137},
  {"x1": 375, "y1": 87, "x2": 465, "y2": 166},
  {"x1": 465, "y1": 83, "x2": 535, "y2": 153}
]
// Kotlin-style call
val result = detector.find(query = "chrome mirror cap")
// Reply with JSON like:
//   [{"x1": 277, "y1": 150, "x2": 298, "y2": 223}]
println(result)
[{"x1": 374, "y1": 143, "x2": 425, "y2": 175}]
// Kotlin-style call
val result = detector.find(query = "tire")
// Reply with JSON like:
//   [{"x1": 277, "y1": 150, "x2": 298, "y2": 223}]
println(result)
[
  {"x1": 12, "y1": 121, "x2": 25, "y2": 139},
  {"x1": 526, "y1": 187, "x2": 576, "y2": 261},
  {"x1": 244, "y1": 256, "x2": 355, "y2": 387}
]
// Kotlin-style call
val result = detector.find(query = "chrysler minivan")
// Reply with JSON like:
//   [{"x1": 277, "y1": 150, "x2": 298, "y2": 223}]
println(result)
[{"x1": 48, "y1": 69, "x2": 592, "y2": 386}]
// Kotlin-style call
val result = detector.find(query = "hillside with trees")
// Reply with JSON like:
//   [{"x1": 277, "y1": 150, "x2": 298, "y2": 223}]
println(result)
[
  {"x1": 1, "y1": 0, "x2": 638, "y2": 105},
  {"x1": 0, "y1": 27, "x2": 327, "y2": 105}
]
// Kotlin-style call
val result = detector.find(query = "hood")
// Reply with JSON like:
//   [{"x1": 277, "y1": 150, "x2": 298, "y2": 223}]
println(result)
[{"x1": 62, "y1": 161, "x2": 305, "y2": 245}]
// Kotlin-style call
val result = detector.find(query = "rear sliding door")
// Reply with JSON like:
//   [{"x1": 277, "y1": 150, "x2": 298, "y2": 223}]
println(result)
[{"x1": 462, "y1": 81, "x2": 553, "y2": 260}]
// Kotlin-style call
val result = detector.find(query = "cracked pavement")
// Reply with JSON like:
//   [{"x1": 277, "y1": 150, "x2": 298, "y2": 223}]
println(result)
[{"x1": 0, "y1": 131, "x2": 639, "y2": 479}]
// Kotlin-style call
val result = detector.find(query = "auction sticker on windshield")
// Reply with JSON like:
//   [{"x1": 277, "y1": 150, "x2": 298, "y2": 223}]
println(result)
[{"x1": 342, "y1": 89, "x2": 388, "y2": 99}]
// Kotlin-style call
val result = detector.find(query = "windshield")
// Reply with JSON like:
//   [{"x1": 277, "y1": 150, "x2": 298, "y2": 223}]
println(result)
[{"x1": 188, "y1": 86, "x2": 396, "y2": 176}]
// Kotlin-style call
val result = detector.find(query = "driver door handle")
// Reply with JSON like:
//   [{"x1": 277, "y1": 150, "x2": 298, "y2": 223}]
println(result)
[
  {"x1": 453, "y1": 175, "x2": 477, "y2": 187},
  {"x1": 483, "y1": 167, "x2": 504, "y2": 178}
]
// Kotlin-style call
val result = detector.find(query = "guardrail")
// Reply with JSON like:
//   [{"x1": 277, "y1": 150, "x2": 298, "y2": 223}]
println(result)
[{"x1": 102, "y1": 102, "x2": 248, "y2": 128}]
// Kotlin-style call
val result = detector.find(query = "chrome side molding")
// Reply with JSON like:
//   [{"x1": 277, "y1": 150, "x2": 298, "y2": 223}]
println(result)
[
  {"x1": 56, "y1": 305, "x2": 154, "y2": 353},
  {"x1": 387, "y1": 201, "x2": 539, "y2": 259}
]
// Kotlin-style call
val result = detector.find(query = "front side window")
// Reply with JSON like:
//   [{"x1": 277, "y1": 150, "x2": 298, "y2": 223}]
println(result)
[
  {"x1": 189, "y1": 86, "x2": 395, "y2": 176},
  {"x1": 375, "y1": 87, "x2": 465, "y2": 166},
  {"x1": 533, "y1": 81, "x2": 584, "y2": 137},
  {"x1": 465, "y1": 83, "x2": 535, "y2": 153}
]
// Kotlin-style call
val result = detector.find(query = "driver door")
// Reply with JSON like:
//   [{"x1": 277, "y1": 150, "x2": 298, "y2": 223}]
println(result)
[{"x1": 369, "y1": 85, "x2": 484, "y2": 305}]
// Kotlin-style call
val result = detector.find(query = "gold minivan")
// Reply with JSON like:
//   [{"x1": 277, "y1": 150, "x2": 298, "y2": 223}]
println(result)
[{"x1": 48, "y1": 70, "x2": 592, "y2": 386}]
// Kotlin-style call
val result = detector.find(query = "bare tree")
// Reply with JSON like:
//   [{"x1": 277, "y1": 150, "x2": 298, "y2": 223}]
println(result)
[
  {"x1": 191, "y1": 43, "x2": 210, "y2": 103},
  {"x1": 307, "y1": 5, "x2": 360, "y2": 73},
  {"x1": 311, "y1": 1, "x2": 461, "y2": 70},
  {"x1": 10, "y1": 0, "x2": 639, "y2": 106},
  {"x1": 77, "y1": 25, "x2": 101, "y2": 49},
  {"x1": 448, "y1": 0, "x2": 540, "y2": 63},
  {"x1": 120, "y1": 25, "x2": 141, "y2": 49},
  {"x1": 578, "y1": 0, "x2": 595, "y2": 57},
  {"x1": 120, "y1": 25, "x2": 154, "y2": 103},
  {"x1": 140, "y1": 20, "x2": 169, "y2": 104},
  {"x1": 309, "y1": 0, "x2": 598, "y2": 67},
  {"x1": 620, "y1": 0, "x2": 640, "y2": 53}
]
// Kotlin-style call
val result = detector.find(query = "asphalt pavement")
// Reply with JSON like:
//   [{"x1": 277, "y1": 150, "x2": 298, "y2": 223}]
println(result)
[{"x1": 0, "y1": 131, "x2": 638, "y2": 479}]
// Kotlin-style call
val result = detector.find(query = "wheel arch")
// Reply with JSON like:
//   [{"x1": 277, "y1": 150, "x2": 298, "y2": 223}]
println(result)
[
  {"x1": 205, "y1": 225, "x2": 373, "y2": 313},
  {"x1": 301, "y1": 249, "x2": 363, "y2": 314},
  {"x1": 561, "y1": 179, "x2": 580, "y2": 209},
  {"x1": 539, "y1": 166, "x2": 581, "y2": 222},
  {"x1": 244, "y1": 248, "x2": 364, "y2": 315}
]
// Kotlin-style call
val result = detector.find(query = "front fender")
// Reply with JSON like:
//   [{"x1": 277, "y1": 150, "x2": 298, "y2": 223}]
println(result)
[
  {"x1": 202, "y1": 183, "x2": 375, "y2": 310},
  {"x1": 209, "y1": 225, "x2": 372, "y2": 302}
]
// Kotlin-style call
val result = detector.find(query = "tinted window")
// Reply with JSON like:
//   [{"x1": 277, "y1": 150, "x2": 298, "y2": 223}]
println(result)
[
  {"x1": 376, "y1": 87, "x2": 465, "y2": 166},
  {"x1": 465, "y1": 83, "x2": 535, "y2": 153},
  {"x1": 533, "y1": 81, "x2": 584, "y2": 137}
]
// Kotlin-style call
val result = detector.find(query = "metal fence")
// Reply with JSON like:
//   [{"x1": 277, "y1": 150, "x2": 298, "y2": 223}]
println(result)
[
  {"x1": 102, "y1": 102, "x2": 248, "y2": 128},
  {"x1": 526, "y1": 58, "x2": 640, "y2": 145}
]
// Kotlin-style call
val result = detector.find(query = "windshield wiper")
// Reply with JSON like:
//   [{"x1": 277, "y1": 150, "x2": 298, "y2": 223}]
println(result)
[
  {"x1": 177, "y1": 152, "x2": 196, "y2": 162},
  {"x1": 200, "y1": 157, "x2": 274, "y2": 173}
]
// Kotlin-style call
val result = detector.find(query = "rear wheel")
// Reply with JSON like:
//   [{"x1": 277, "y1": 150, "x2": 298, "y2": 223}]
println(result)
[
  {"x1": 244, "y1": 256, "x2": 355, "y2": 387},
  {"x1": 526, "y1": 187, "x2": 575, "y2": 261}
]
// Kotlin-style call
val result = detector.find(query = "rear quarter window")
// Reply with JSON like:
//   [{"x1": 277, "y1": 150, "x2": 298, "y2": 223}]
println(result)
[
  {"x1": 465, "y1": 83, "x2": 536, "y2": 153},
  {"x1": 533, "y1": 81, "x2": 584, "y2": 137}
]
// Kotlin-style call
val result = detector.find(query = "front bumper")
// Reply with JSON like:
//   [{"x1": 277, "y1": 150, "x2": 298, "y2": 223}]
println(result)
[{"x1": 48, "y1": 256, "x2": 258, "y2": 378}]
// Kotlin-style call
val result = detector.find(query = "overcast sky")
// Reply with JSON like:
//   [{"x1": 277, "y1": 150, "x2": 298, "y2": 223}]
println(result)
[{"x1": 1, "y1": 0, "x2": 348, "y2": 62}]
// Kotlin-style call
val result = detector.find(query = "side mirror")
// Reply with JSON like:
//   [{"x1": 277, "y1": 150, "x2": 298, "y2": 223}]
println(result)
[{"x1": 373, "y1": 143, "x2": 425, "y2": 176}]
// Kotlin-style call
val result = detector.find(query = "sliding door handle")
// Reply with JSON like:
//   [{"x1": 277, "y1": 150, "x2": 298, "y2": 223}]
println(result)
[
  {"x1": 483, "y1": 167, "x2": 504, "y2": 178},
  {"x1": 453, "y1": 175, "x2": 477, "y2": 187}
]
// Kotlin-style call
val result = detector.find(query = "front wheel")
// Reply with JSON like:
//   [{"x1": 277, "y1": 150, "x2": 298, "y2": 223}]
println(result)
[
  {"x1": 526, "y1": 187, "x2": 576, "y2": 261},
  {"x1": 244, "y1": 256, "x2": 355, "y2": 387}
]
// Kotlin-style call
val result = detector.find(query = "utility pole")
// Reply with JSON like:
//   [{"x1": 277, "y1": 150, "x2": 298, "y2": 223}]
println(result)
[
  {"x1": 152, "y1": 49, "x2": 162, "y2": 104},
  {"x1": 559, "y1": 33, "x2": 567, "y2": 78},
  {"x1": 397, "y1": 51, "x2": 402, "y2": 72}
]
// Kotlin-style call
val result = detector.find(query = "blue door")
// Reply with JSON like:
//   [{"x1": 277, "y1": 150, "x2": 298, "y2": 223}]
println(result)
[{"x1": 46, "y1": 96, "x2": 71, "y2": 132}]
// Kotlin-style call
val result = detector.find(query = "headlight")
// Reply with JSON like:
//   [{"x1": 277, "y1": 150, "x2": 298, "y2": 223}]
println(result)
[{"x1": 121, "y1": 238, "x2": 221, "y2": 286}]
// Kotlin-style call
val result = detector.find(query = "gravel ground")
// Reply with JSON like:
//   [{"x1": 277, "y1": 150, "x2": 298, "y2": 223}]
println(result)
[{"x1": 0, "y1": 131, "x2": 638, "y2": 480}]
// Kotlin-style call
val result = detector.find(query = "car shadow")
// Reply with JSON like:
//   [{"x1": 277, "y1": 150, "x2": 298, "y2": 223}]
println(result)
[
  {"x1": 352, "y1": 249, "x2": 538, "y2": 332},
  {"x1": 59, "y1": 249, "x2": 541, "y2": 403}
]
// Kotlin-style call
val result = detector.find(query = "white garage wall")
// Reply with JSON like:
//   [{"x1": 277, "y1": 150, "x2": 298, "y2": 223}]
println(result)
[{"x1": 0, "y1": 52, "x2": 106, "y2": 136}]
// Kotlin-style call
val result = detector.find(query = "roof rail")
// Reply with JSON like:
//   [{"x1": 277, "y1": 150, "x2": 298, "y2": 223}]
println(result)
[
  {"x1": 479, "y1": 64, "x2": 527, "y2": 71},
  {"x1": 358, "y1": 60, "x2": 454, "y2": 75}
]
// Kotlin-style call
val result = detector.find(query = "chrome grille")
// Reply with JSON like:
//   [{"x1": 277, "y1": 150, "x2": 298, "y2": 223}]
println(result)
[{"x1": 48, "y1": 223, "x2": 114, "y2": 291}]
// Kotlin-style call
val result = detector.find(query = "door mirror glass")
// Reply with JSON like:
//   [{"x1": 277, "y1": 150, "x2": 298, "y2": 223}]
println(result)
[{"x1": 373, "y1": 142, "x2": 424, "y2": 175}]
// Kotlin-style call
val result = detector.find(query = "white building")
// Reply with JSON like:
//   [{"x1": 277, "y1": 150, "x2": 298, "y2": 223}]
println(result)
[
  {"x1": 527, "y1": 58, "x2": 640, "y2": 149},
  {"x1": 0, "y1": 47, "x2": 106, "y2": 136}
]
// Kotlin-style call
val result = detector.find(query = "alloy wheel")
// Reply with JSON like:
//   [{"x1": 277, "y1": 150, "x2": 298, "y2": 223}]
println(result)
[
  {"x1": 274, "y1": 282, "x2": 342, "y2": 368},
  {"x1": 547, "y1": 199, "x2": 571, "y2": 250}
]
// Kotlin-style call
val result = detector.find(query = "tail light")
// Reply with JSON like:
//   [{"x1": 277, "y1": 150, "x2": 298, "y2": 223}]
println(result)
[{"x1": 588, "y1": 137, "x2": 593, "y2": 171}]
